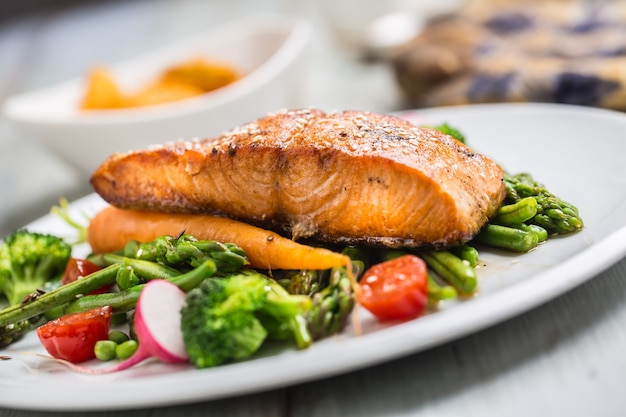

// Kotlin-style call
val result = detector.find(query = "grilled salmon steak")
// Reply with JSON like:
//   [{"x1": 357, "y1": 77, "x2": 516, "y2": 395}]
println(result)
[{"x1": 91, "y1": 108, "x2": 506, "y2": 249}]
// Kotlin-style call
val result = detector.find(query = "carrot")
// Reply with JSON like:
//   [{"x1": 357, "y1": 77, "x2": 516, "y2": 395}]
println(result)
[{"x1": 88, "y1": 205, "x2": 351, "y2": 271}]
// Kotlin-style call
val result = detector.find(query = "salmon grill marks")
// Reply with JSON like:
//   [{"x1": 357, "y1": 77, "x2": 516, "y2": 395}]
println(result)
[{"x1": 91, "y1": 108, "x2": 506, "y2": 249}]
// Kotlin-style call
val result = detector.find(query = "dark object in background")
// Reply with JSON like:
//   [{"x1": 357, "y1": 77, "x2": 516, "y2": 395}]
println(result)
[
  {"x1": 0, "y1": 0, "x2": 121, "y2": 23},
  {"x1": 392, "y1": 0, "x2": 626, "y2": 110}
]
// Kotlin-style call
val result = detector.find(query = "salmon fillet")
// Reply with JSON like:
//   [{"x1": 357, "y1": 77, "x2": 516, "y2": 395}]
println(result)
[{"x1": 90, "y1": 108, "x2": 506, "y2": 249}]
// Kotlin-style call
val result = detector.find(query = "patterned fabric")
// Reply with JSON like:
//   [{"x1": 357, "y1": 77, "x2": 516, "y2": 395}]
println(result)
[{"x1": 392, "y1": 0, "x2": 626, "y2": 110}]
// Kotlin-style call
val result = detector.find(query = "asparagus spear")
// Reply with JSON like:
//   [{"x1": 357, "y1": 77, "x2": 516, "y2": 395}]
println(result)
[
  {"x1": 120, "y1": 233, "x2": 249, "y2": 272},
  {"x1": 306, "y1": 266, "x2": 356, "y2": 340},
  {"x1": 284, "y1": 270, "x2": 324, "y2": 297},
  {"x1": 503, "y1": 172, "x2": 583, "y2": 235},
  {"x1": 45, "y1": 260, "x2": 217, "y2": 319},
  {"x1": 296, "y1": 247, "x2": 366, "y2": 340},
  {"x1": 420, "y1": 250, "x2": 478, "y2": 295},
  {"x1": 0, "y1": 264, "x2": 121, "y2": 328},
  {"x1": 0, "y1": 318, "x2": 39, "y2": 347}
]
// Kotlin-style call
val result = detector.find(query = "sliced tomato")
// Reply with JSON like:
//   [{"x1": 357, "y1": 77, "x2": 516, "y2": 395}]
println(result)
[
  {"x1": 62, "y1": 258, "x2": 110, "y2": 294},
  {"x1": 36, "y1": 306, "x2": 113, "y2": 363},
  {"x1": 357, "y1": 254, "x2": 428, "y2": 322}
]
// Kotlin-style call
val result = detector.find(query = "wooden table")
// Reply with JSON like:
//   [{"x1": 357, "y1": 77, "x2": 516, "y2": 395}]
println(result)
[{"x1": 1, "y1": 1, "x2": 625, "y2": 416}]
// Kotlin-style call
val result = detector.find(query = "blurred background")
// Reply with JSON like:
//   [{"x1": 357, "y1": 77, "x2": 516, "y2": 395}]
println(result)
[{"x1": 2, "y1": 0, "x2": 625, "y2": 237}]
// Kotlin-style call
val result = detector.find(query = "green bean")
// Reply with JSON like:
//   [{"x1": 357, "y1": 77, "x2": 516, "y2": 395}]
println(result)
[
  {"x1": 427, "y1": 275, "x2": 458, "y2": 305},
  {"x1": 451, "y1": 244, "x2": 479, "y2": 267},
  {"x1": 494, "y1": 197, "x2": 538, "y2": 226},
  {"x1": 518, "y1": 223, "x2": 548, "y2": 243},
  {"x1": 473, "y1": 224, "x2": 539, "y2": 252},
  {"x1": 420, "y1": 251, "x2": 477, "y2": 295}
]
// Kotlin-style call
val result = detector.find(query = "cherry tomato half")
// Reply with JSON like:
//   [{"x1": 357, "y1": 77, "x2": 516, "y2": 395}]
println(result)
[
  {"x1": 62, "y1": 258, "x2": 110, "y2": 294},
  {"x1": 36, "y1": 306, "x2": 113, "y2": 363},
  {"x1": 358, "y1": 255, "x2": 428, "y2": 322}
]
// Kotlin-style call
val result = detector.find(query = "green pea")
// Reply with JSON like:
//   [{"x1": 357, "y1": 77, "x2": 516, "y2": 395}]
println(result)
[
  {"x1": 116, "y1": 340, "x2": 138, "y2": 360},
  {"x1": 108, "y1": 330, "x2": 130, "y2": 345},
  {"x1": 94, "y1": 340, "x2": 117, "y2": 361}
]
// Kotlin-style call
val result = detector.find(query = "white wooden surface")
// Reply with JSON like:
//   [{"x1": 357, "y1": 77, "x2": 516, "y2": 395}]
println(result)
[{"x1": 1, "y1": 1, "x2": 626, "y2": 416}]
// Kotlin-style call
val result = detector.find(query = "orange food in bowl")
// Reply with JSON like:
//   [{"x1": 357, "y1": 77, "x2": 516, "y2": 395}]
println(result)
[
  {"x1": 80, "y1": 57, "x2": 239, "y2": 110},
  {"x1": 161, "y1": 58, "x2": 239, "y2": 92},
  {"x1": 80, "y1": 67, "x2": 126, "y2": 110}
]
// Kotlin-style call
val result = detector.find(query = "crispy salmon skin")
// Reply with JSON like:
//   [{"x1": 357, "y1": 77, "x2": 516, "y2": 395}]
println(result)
[{"x1": 91, "y1": 108, "x2": 505, "y2": 249}]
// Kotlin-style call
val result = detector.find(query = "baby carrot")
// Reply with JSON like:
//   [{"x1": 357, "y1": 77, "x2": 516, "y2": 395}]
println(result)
[{"x1": 88, "y1": 205, "x2": 351, "y2": 271}]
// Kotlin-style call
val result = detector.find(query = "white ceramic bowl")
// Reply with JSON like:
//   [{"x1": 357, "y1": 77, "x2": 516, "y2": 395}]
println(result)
[{"x1": 2, "y1": 14, "x2": 312, "y2": 175}]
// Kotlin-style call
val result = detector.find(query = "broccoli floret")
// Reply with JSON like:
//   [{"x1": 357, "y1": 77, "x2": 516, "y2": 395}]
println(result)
[
  {"x1": 0, "y1": 230, "x2": 72, "y2": 306},
  {"x1": 181, "y1": 270, "x2": 313, "y2": 368}
]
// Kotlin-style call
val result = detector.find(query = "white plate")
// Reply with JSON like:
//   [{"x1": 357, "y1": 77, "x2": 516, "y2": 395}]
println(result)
[{"x1": 2, "y1": 103, "x2": 626, "y2": 411}]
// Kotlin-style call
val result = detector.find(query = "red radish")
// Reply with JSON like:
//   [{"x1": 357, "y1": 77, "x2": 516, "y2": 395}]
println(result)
[
  {"x1": 132, "y1": 280, "x2": 189, "y2": 364},
  {"x1": 41, "y1": 279, "x2": 189, "y2": 374}
]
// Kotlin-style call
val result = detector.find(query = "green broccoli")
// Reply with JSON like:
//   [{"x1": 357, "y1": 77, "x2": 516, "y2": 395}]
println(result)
[
  {"x1": 428, "y1": 122, "x2": 466, "y2": 143},
  {"x1": 181, "y1": 270, "x2": 313, "y2": 368},
  {"x1": 0, "y1": 230, "x2": 72, "y2": 306},
  {"x1": 0, "y1": 229, "x2": 72, "y2": 347}
]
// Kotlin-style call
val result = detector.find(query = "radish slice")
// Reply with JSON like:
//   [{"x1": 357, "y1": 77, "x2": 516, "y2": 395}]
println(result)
[
  {"x1": 41, "y1": 279, "x2": 189, "y2": 374},
  {"x1": 133, "y1": 280, "x2": 189, "y2": 363}
]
